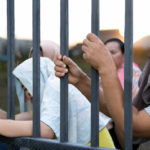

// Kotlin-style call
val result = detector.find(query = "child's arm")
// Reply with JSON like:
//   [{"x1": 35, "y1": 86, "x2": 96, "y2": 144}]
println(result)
[
  {"x1": 0, "y1": 109, "x2": 7, "y2": 119},
  {"x1": 15, "y1": 112, "x2": 32, "y2": 120},
  {"x1": 0, "y1": 109, "x2": 32, "y2": 120},
  {"x1": 0, "y1": 119, "x2": 54, "y2": 139}
]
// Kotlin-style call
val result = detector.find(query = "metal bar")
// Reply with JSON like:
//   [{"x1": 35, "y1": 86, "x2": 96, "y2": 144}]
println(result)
[
  {"x1": 91, "y1": 0, "x2": 100, "y2": 147},
  {"x1": 124, "y1": 0, "x2": 133, "y2": 149},
  {"x1": 60, "y1": 0, "x2": 69, "y2": 143},
  {"x1": 32, "y1": 0, "x2": 41, "y2": 137},
  {"x1": 0, "y1": 136, "x2": 115, "y2": 150},
  {"x1": 7, "y1": 0, "x2": 15, "y2": 120},
  {"x1": 7, "y1": 1, "x2": 16, "y2": 149}
]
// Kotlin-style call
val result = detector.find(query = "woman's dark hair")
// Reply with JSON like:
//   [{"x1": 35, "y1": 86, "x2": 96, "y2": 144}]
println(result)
[{"x1": 104, "y1": 38, "x2": 124, "y2": 54}]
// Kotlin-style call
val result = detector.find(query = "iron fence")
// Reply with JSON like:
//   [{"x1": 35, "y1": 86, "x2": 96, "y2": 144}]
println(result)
[{"x1": 0, "y1": 0, "x2": 133, "y2": 149}]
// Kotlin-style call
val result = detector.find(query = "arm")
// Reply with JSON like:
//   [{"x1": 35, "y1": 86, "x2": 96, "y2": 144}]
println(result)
[
  {"x1": 54, "y1": 54, "x2": 110, "y2": 116},
  {"x1": 15, "y1": 112, "x2": 32, "y2": 120},
  {"x1": 82, "y1": 32, "x2": 150, "y2": 138},
  {"x1": 0, "y1": 119, "x2": 54, "y2": 139},
  {"x1": 0, "y1": 109, "x2": 7, "y2": 119},
  {"x1": 0, "y1": 109, "x2": 32, "y2": 120},
  {"x1": 73, "y1": 70, "x2": 110, "y2": 116}
]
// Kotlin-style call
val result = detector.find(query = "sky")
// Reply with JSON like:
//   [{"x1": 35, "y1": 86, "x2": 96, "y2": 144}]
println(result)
[{"x1": 0, "y1": 0, "x2": 150, "y2": 45}]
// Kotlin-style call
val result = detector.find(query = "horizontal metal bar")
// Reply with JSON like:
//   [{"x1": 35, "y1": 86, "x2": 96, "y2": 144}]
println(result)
[{"x1": 0, "y1": 136, "x2": 116, "y2": 150}]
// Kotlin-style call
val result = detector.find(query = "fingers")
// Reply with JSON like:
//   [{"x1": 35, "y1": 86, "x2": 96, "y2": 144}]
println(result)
[
  {"x1": 86, "y1": 33, "x2": 98, "y2": 42},
  {"x1": 86, "y1": 33, "x2": 103, "y2": 45},
  {"x1": 82, "y1": 44, "x2": 88, "y2": 53},
  {"x1": 63, "y1": 56, "x2": 76, "y2": 69},
  {"x1": 82, "y1": 39, "x2": 91, "y2": 47},
  {"x1": 56, "y1": 53, "x2": 62, "y2": 61},
  {"x1": 55, "y1": 65, "x2": 68, "y2": 77},
  {"x1": 54, "y1": 58, "x2": 68, "y2": 77}
]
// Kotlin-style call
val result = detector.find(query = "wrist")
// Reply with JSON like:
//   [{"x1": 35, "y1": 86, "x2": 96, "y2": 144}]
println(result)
[
  {"x1": 74, "y1": 71, "x2": 89, "y2": 88},
  {"x1": 98, "y1": 61, "x2": 117, "y2": 78},
  {"x1": 98, "y1": 65, "x2": 118, "y2": 79}
]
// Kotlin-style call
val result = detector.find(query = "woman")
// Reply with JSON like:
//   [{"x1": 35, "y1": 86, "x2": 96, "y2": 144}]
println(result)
[{"x1": 104, "y1": 38, "x2": 141, "y2": 99}]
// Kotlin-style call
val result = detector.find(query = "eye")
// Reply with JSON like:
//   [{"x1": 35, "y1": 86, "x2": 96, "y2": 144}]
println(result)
[
  {"x1": 110, "y1": 51, "x2": 116, "y2": 55},
  {"x1": 110, "y1": 50, "x2": 118, "y2": 55}
]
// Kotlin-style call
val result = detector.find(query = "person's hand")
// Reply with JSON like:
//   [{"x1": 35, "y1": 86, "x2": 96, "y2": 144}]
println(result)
[
  {"x1": 0, "y1": 109, "x2": 7, "y2": 119},
  {"x1": 54, "y1": 53, "x2": 86, "y2": 86},
  {"x1": 82, "y1": 33, "x2": 116, "y2": 75}
]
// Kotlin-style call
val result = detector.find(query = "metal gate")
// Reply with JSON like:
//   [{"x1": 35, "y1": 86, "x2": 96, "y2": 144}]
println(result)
[{"x1": 0, "y1": 0, "x2": 133, "y2": 149}]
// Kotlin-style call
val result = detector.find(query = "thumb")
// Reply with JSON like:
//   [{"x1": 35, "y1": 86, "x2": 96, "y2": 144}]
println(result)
[{"x1": 63, "y1": 56, "x2": 76, "y2": 69}]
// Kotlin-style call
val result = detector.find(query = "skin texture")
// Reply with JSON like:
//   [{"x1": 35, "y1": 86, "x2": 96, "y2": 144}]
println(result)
[
  {"x1": 55, "y1": 33, "x2": 150, "y2": 148},
  {"x1": 82, "y1": 33, "x2": 150, "y2": 143},
  {"x1": 54, "y1": 54, "x2": 110, "y2": 116},
  {"x1": 0, "y1": 86, "x2": 55, "y2": 138},
  {"x1": 0, "y1": 119, "x2": 54, "y2": 138}
]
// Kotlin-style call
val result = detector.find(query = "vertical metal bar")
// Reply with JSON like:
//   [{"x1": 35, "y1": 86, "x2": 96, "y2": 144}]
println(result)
[
  {"x1": 124, "y1": 0, "x2": 133, "y2": 149},
  {"x1": 7, "y1": 1, "x2": 15, "y2": 149},
  {"x1": 60, "y1": 0, "x2": 69, "y2": 142},
  {"x1": 91, "y1": 0, "x2": 100, "y2": 147},
  {"x1": 32, "y1": 0, "x2": 40, "y2": 137},
  {"x1": 7, "y1": 0, "x2": 15, "y2": 120}
]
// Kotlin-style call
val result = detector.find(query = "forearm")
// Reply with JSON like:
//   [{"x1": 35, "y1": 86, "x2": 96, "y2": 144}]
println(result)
[
  {"x1": 15, "y1": 112, "x2": 32, "y2": 120},
  {"x1": 0, "y1": 119, "x2": 55, "y2": 139},
  {"x1": 74, "y1": 72, "x2": 91, "y2": 100},
  {"x1": 0, "y1": 119, "x2": 32, "y2": 137},
  {"x1": 115, "y1": 123, "x2": 124, "y2": 149},
  {"x1": 0, "y1": 109, "x2": 7, "y2": 119},
  {"x1": 0, "y1": 109, "x2": 32, "y2": 120},
  {"x1": 74, "y1": 71, "x2": 111, "y2": 116},
  {"x1": 100, "y1": 67, "x2": 124, "y2": 132},
  {"x1": 99, "y1": 89, "x2": 111, "y2": 117}
]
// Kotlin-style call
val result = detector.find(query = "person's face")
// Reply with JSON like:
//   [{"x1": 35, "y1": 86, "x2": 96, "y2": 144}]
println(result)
[
  {"x1": 105, "y1": 41, "x2": 124, "y2": 69},
  {"x1": 21, "y1": 84, "x2": 33, "y2": 102}
]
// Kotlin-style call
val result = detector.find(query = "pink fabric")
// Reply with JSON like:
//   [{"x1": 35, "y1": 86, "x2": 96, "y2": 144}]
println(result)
[
  {"x1": 40, "y1": 40, "x2": 60, "y2": 62},
  {"x1": 118, "y1": 62, "x2": 142, "y2": 99}
]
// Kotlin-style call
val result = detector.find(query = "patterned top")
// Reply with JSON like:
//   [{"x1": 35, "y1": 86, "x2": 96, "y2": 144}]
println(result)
[{"x1": 118, "y1": 62, "x2": 142, "y2": 99}]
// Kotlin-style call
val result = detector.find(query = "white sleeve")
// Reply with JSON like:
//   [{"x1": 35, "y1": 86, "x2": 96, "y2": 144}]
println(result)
[
  {"x1": 40, "y1": 76, "x2": 111, "y2": 145},
  {"x1": 40, "y1": 77, "x2": 61, "y2": 139}
]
